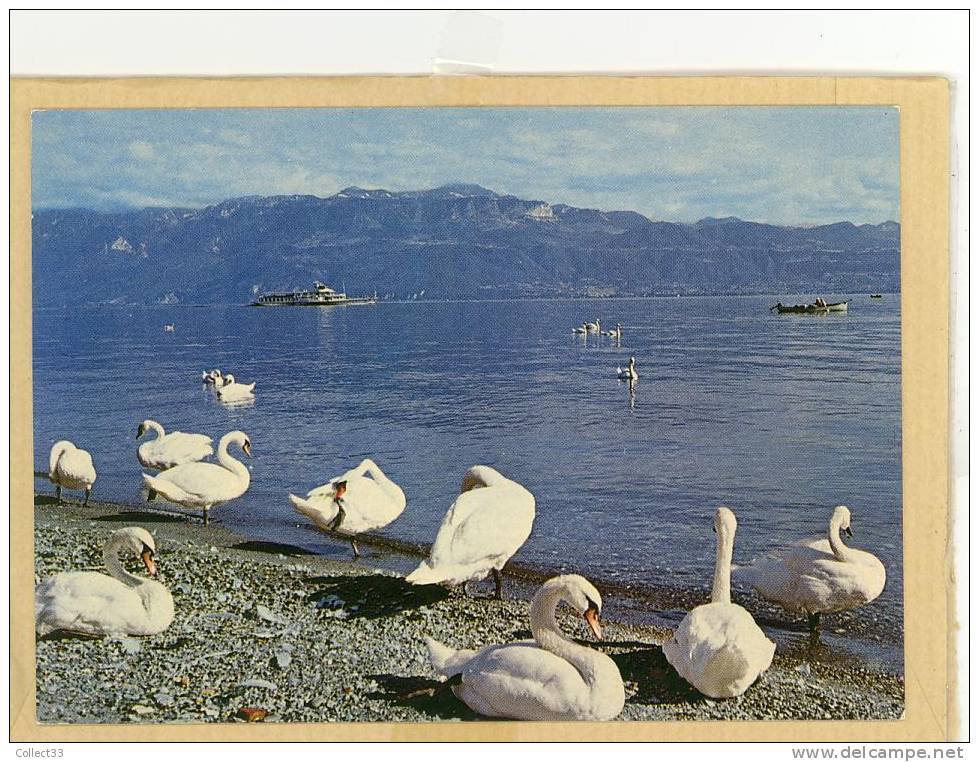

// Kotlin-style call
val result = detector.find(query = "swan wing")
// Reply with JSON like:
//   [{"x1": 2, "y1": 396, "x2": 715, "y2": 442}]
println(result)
[
  {"x1": 337, "y1": 476, "x2": 406, "y2": 532},
  {"x1": 140, "y1": 432, "x2": 214, "y2": 469},
  {"x1": 428, "y1": 485, "x2": 534, "y2": 578},
  {"x1": 664, "y1": 602, "x2": 774, "y2": 699},
  {"x1": 147, "y1": 462, "x2": 248, "y2": 505},
  {"x1": 35, "y1": 572, "x2": 145, "y2": 637},
  {"x1": 453, "y1": 641, "x2": 594, "y2": 720},
  {"x1": 55, "y1": 449, "x2": 97, "y2": 487},
  {"x1": 289, "y1": 493, "x2": 340, "y2": 531}
]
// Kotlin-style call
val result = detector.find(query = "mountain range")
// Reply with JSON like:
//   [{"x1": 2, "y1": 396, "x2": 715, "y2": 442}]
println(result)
[{"x1": 31, "y1": 183, "x2": 900, "y2": 306}]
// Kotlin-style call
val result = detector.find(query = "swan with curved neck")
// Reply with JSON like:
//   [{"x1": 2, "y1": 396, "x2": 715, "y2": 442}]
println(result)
[
  {"x1": 289, "y1": 457, "x2": 407, "y2": 557},
  {"x1": 406, "y1": 465, "x2": 535, "y2": 599},
  {"x1": 735, "y1": 505, "x2": 886, "y2": 631},
  {"x1": 35, "y1": 527, "x2": 174, "y2": 637},
  {"x1": 48, "y1": 440, "x2": 97, "y2": 505},
  {"x1": 136, "y1": 419, "x2": 213, "y2": 471},
  {"x1": 616, "y1": 356, "x2": 638, "y2": 380},
  {"x1": 663, "y1": 507, "x2": 775, "y2": 698},
  {"x1": 425, "y1": 574, "x2": 625, "y2": 720},
  {"x1": 141, "y1": 431, "x2": 251, "y2": 524},
  {"x1": 216, "y1": 373, "x2": 256, "y2": 402},
  {"x1": 201, "y1": 369, "x2": 223, "y2": 385}
]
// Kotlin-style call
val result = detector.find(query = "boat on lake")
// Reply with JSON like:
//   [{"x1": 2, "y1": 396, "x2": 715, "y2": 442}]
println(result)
[
  {"x1": 870, "y1": 294, "x2": 883, "y2": 299},
  {"x1": 770, "y1": 300, "x2": 849, "y2": 314},
  {"x1": 252, "y1": 281, "x2": 377, "y2": 307}
]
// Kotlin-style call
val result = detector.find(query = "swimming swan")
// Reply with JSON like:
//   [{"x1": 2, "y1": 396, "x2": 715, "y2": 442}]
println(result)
[
  {"x1": 201, "y1": 369, "x2": 223, "y2": 385},
  {"x1": 663, "y1": 507, "x2": 775, "y2": 698},
  {"x1": 216, "y1": 373, "x2": 256, "y2": 402},
  {"x1": 289, "y1": 458, "x2": 407, "y2": 557},
  {"x1": 406, "y1": 466, "x2": 535, "y2": 599},
  {"x1": 584, "y1": 319, "x2": 601, "y2": 334},
  {"x1": 424, "y1": 574, "x2": 625, "y2": 720},
  {"x1": 48, "y1": 440, "x2": 97, "y2": 505},
  {"x1": 603, "y1": 323, "x2": 623, "y2": 338},
  {"x1": 734, "y1": 505, "x2": 886, "y2": 632},
  {"x1": 141, "y1": 431, "x2": 252, "y2": 525},
  {"x1": 35, "y1": 527, "x2": 174, "y2": 637},
  {"x1": 616, "y1": 357, "x2": 639, "y2": 380},
  {"x1": 136, "y1": 419, "x2": 213, "y2": 471}
]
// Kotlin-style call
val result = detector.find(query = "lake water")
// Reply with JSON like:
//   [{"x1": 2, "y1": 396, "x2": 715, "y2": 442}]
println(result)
[{"x1": 33, "y1": 295, "x2": 903, "y2": 666}]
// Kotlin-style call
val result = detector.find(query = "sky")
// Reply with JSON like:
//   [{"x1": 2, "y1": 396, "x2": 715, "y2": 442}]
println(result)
[{"x1": 31, "y1": 106, "x2": 899, "y2": 225}]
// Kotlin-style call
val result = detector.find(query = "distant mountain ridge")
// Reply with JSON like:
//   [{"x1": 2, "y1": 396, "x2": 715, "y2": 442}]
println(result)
[{"x1": 32, "y1": 184, "x2": 900, "y2": 306}]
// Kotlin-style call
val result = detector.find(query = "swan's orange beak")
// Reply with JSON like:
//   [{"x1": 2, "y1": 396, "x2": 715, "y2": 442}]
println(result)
[
  {"x1": 141, "y1": 549, "x2": 157, "y2": 577},
  {"x1": 584, "y1": 607, "x2": 602, "y2": 640},
  {"x1": 242, "y1": 441, "x2": 252, "y2": 458}
]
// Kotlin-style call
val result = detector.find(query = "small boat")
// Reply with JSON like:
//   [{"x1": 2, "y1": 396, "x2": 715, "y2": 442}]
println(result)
[
  {"x1": 770, "y1": 301, "x2": 848, "y2": 314},
  {"x1": 870, "y1": 294, "x2": 883, "y2": 299}
]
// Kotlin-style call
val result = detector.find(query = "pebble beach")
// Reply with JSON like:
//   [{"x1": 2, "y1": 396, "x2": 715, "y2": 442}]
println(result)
[{"x1": 33, "y1": 496, "x2": 904, "y2": 724}]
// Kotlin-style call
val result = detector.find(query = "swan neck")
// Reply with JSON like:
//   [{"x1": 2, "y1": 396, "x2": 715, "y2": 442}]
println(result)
[
  {"x1": 216, "y1": 435, "x2": 250, "y2": 480},
  {"x1": 827, "y1": 515, "x2": 850, "y2": 561},
  {"x1": 530, "y1": 587, "x2": 601, "y2": 686},
  {"x1": 146, "y1": 420, "x2": 165, "y2": 440},
  {"x1": 104, "y1": 540, "x2": 144, "y2": 588},
  {"x1": 712, "y1": 528, "x2": 734, "y2": 604}
]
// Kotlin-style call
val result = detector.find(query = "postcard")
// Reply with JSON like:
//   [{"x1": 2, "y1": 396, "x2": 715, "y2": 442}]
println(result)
[{"x1": 10, "y1": 76, "x2": 951, "y2": 741}]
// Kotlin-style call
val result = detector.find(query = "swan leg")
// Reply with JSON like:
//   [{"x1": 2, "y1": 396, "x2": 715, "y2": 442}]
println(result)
[
  {"x1": 203, "y1": 506, "x2": 210, "y2": 526},
  {"x1": 83, "y1": 487, "x2": 91, "y2": 507},
  {"x1": 461, "y1": 581, "x2": 468, "y2": 597},
  {"x1": 807, "y1": 612, "x2": 821, "y2": 632},
  {"x1": 55, "y1": 485, "x2": 62, "y2": 505},
  {"x1": 147, "y1": 488, "x2": 157, "y2": 502},
  {"x1": 328, "y1": 505, "x2": 346, "y2": 531},
  {"x1": 492, "y1": 568, "x2": 503, "y2": 600},
  {"x1": 350, "y1": 539, "x2": 360, "y2": 558}
]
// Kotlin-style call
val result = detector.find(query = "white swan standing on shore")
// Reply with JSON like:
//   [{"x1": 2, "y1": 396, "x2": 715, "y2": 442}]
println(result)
[
  {"x1": 406, "y1": 466, "x2": 535, "y2": 599},
  {"x1": 663, "y1": 507, "x2": 775, "y2": 698},
  {"x1": 289, "y1": 458, "x2": 407, "y2": 557},
  {"x1": 216, "y1": 373, "x2": 256, "y2": 402},
  {"x1": 136, "y1": 419, "x2": 213, "y2": 471},
  {"x1": 424, "y1": 574, "x2": 625, "y2": 720},
  {"x1": 48, "y1": 440, "x2": 97, "y2": 505},
  {"x1": 616, "y1": 357, "x2": 639, "y2": 380},
  {"x1": 35, "y1": 527, "x2": 174, "y2": 637},
  {"x1": 734, "y1": 505, "x2": 886, "y2": 632},
  {"x1": 141, "y1": 431, "x2": 252, "y2": 525}
]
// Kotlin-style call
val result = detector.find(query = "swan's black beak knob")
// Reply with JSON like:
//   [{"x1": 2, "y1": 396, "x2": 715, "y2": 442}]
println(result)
[{"x1": 844, "y1": 526, "x2": 853, "y2": 537}]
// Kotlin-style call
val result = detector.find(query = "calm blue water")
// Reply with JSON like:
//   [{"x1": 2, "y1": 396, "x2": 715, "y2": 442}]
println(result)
[{"x1": 33, "y1": 296, "x2": 903, "y2": 655}]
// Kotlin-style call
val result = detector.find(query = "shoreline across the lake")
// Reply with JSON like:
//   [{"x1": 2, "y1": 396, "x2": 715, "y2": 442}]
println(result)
[{"x1": 33, "y1": 496, "x2": 903, "y2": 724}]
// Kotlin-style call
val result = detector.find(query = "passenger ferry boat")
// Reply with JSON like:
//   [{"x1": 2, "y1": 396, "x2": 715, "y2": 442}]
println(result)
[{"x1": 251, "y1": 281, "x2": 377, "y2": 307}]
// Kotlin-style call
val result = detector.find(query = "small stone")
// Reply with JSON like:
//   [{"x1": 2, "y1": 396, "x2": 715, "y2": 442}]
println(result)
[
  {"x1": 237, "y1": 706, "x2": 268, "y2": 722},
  {"x1": 118, "y1": 638, "x2": 141, "y2": 654},
  {"x1": 131, "y1": 704, "x2": 155, "y2": 715},
  {"x1": 239, "y1": 678, "x2": 277, "y2": 691},
  {"x1": 154, "y1": 692, "x2": 174, "y2": 707},
  {"x1": 255, "y1": 605, "x2": 287, "y2": 625},
  {"x1": 274, "y1": 650, "x2": 292, "y2": 670}
]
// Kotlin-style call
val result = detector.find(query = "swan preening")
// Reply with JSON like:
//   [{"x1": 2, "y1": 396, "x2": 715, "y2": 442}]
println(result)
[
  {"x1": 663, "y1": 507, "x2": 776, "y2": 698},
  {"x1": 424, "y1": 574, "x2": 625, "y2": 720},
  {"x1": 35, "y1": 527, "x2": 174, "y2": 637},
  {"x1": 48, "y1": 440, "x2": 97, "y2": 505},
  {"x1": 216, "y1": 373, "x2": 256, "y2": 402},
  {"x1": 141, "y1": 431, "x2": 252, "y2": 525},
  {"x1": 136, "y1": 419, "x2": 213, "y2": 471},
  {"x1": 616, "y1": 356, "x2": 639, "y2": 380},
  {"x1": 406, "y1": 466, "x2": 535, "y2": 599},
  {"x1": 734, "y1": 506, "x2": 886, "y2": 632},
  {"x1": 290, "y1": 458, "x2": 407, "y2": 557}
]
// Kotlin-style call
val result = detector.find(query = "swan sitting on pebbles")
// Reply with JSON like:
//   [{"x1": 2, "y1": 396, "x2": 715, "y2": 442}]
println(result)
[
  {"x1": 735, "y1": 505, "x2": 886, "y2": 632},
  {"x1": 424, "y1": 574, "x2": 625, "y2": 720},
  {"x1": 35, "y1": 527, "x2": 174, "y2": 637},
  {"x1": 663, "y1": 507, "x2": 775, "y2": 698},
  {"x1": 48, "y1": 440, "x2": 97, "y2": 505}
]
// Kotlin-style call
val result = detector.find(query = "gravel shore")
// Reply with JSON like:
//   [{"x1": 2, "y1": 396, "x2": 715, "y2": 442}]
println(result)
[{"x1": 33, "y1": 496, "x2": 904, "y2": 724}]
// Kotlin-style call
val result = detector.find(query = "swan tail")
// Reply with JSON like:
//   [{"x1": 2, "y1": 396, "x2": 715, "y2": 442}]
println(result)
[
  {"x1": 424, "y1": 636, "x2": 474, "y2": 677},
  {"x1": 142, "y1": 473, "x2": 191, "y2": 503},
  {"x1": 405, "y1": 561, "x2": 446, "y2": 586},
  {"x1": 289, "y1": 493, "x2": 320, "y2": 520}
]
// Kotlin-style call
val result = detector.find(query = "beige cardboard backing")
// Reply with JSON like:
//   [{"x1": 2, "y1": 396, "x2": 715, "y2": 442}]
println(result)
[{"x1": 9, "y1": 76, "x2": 951, "y2": 742}]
